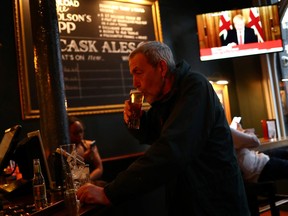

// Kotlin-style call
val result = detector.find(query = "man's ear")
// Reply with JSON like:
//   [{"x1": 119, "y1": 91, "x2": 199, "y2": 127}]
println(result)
[{"x1": 159, "y1": 60, "x2": 168, "y2": 78}]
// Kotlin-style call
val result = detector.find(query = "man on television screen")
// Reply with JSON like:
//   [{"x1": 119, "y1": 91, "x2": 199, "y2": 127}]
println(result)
[{"x1": 220, "y1": 14, "x2": 258, "y2": 46}]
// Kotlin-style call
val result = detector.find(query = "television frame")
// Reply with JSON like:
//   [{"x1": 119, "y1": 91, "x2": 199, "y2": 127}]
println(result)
[
  {"x1": 196, "y1": 4, "x2": 283, "y2": 61},
  {"x1": 0, "y1": 125, "x2": 22, "y2": 175},
  {"x1": 15, "y1": 130, "x2": 54, "y2": 190}
]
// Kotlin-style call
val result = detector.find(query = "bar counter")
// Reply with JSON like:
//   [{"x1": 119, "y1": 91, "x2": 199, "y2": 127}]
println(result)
[
  {"x1": 39, "y1": 200, "x2": 104, "y2": 216},
  {"x1": 0, "y1": 188, "x2": 106, "y2": 216},
  {"x1": 35, "y1": 200, "x2": 104, "y2": 216},
  {"x1": 253, "y1": 137, "x2": 288, "y2": 152}
]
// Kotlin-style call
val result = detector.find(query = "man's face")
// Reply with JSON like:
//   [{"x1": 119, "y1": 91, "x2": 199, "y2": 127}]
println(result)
[
  {"x1": 129, "y1": 53, "x2": 165, "y2": 104},
  {"x1": 234, "y1": 18, "x2": 245, "y2": 31}
]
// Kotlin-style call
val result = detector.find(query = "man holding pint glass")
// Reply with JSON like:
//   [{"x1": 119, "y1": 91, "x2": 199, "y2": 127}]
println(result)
[{"x1": 77, "y1": 41, "x2": 249, "y2": 215}]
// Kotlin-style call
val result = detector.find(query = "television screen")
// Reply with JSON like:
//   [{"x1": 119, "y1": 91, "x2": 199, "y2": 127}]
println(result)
[
  {"x1": 196, "y1": 4, "x2": 283, "y2": 61},
  {"x1": 14, "y1": 130, "x2": 53, "y2": 190},
  {"x1": 0, "y1": 125, "x2": 22, "y2": 175}
]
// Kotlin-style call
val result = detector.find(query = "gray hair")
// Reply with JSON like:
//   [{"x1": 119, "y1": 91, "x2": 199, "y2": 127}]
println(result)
[{"x1": 129, "y1": 41, "x2": 176, "y2": 73}]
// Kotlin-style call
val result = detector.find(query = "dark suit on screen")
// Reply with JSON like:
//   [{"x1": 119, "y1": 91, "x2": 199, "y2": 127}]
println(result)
[{"x1": 221, "y1": 27, "x2": 258, "y2": 46}]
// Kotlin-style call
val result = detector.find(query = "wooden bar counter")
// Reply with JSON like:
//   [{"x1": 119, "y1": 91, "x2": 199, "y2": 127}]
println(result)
[
  {"x1": 253, "y1": 137, "x2": 288, "y2": 152},
  {"x1": 0, "y1": 187, "x2": 106, "y2": 216}
]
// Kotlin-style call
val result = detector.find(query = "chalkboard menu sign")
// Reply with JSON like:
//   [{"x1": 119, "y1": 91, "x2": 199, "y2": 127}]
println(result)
[{"x1": 14, "y1": 0, "x2": 162, "y2": 118}]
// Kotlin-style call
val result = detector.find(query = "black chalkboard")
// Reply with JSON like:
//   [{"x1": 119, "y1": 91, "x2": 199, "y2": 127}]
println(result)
[{"x1": 14, "y1": 0, "x2": 162, "y2": 118}]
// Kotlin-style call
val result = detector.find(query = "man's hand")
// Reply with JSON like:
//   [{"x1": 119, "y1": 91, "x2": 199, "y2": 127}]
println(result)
[
  {"x1": 123, "y1": 99, "x2": 132, "y2": 124},
  {"x1": 76, "y1": 183, "x2": 110, "y2": 205}
]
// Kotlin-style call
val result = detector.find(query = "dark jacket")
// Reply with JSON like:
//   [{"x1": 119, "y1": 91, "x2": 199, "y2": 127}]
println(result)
[
  {"x1": 221, "y1": 27, "x2": 258, "y2": 46},
  {"x1": 104, "y1": 60, "x2": 250, "y2": 216}
]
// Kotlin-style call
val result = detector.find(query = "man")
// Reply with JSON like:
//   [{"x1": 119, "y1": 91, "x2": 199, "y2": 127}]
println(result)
[
  {"x1": 77, "y1": 41, "x2": 250, "y2": 215},
  {"x1": 221, "y1": 14, "x2": 258, "y2": 46}
]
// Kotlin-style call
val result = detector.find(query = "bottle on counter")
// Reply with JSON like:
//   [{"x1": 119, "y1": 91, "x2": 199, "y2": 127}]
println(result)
[{"x1": 33, "y1": 158, "x2": 47, "y2": 211}]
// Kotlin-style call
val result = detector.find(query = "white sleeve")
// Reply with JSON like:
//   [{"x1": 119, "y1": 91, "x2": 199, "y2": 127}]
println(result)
[{"x1": 230, "y1": 127, "x2": 260, "y2": 150}]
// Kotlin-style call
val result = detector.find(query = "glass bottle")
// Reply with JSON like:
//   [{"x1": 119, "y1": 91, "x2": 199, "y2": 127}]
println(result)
[
  {"x1": 33, "y1": 158, "x2": 47, "y2": 211},
  {"x1": 64, "y1": 172, "x2": 80, "y2": 216}
]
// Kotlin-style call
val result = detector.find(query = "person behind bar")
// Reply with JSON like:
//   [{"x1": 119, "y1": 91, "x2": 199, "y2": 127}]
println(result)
[
  {"x1": 68, "y1": 116, "x2": 103, "y2": 182},
  {"x1": 77, "y1": 41, "x2": 250, "y2": 215},
  {"x1": 231, "y1": 123, "x2": 288, "y2": 183},
  {"x1": 220, "y1": 14, "x2": 258, "y2": 46}
]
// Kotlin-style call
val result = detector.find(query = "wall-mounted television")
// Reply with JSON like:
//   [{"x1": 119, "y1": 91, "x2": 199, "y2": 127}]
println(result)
[{"x1": 196, "y1": 4, "x2": 283, "y2": 61}]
